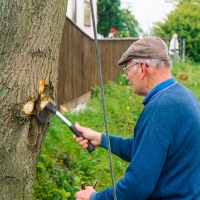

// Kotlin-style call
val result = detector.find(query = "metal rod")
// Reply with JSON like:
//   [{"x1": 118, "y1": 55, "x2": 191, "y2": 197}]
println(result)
[
  {"x1": 90, "y1": 1, "x2": 117, "y2": 200},
  {"x1": 55, "y1": 111, "x2": 72, "y2": 127}
]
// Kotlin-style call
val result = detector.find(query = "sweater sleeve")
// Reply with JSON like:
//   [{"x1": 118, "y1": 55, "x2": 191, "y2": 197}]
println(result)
[
  {"x1": 100, "y1": 133, "x2": 133, "y2": 162},
  {"x1": 92, "y1": 121, "x2": 170, "y2": 199}
]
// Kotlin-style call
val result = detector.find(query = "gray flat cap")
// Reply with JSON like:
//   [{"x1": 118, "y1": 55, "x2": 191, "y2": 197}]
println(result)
[{"x1": 118, "y1": 36, "x2": 169, "y2": 66}]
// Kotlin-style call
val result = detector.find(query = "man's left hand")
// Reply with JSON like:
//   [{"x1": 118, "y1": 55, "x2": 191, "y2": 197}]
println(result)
[{"x1": 75, "y1": 186, "x2": 96, "y2": 200}]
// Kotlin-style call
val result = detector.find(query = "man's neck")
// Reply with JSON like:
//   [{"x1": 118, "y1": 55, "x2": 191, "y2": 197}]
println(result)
[{"x1": 146, "y1": 68, "x2": 172, "y2": 94}]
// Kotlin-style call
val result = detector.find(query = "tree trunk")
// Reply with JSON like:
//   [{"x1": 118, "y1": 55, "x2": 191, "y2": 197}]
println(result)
[{"x1": 0, "y1": 0, "x2": 67, "y2": 199}]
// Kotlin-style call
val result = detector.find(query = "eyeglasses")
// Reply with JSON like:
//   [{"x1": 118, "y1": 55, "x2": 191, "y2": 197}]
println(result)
[{"x1": 123, "y1": 62, "x2": 139, "y2": 75}]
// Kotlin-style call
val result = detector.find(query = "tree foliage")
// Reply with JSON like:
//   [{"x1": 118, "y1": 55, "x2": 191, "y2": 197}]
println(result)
[
  {"x1": 97, "y1": 0, "x2": 140, "y2": 37},
  {"x1": 119, "y1": 9, "x2": 141, "y2": 38},
  {"x1": 152, "y1": 2, "x2": 200, "y2": 61},
  {"x1": 166, "y1": 0, "x2": 199, "y2": 5}
]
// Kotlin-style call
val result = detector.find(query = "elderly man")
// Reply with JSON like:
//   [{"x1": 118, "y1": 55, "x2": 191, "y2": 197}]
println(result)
[{"x1": 74, "y1": 36, "x2": 200, "y2": 200}]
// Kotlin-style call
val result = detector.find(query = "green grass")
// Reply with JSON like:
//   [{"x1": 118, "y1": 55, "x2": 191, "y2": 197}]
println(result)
[{"x1": 34, "y1": 61, "x2": 200, "y2": 200}]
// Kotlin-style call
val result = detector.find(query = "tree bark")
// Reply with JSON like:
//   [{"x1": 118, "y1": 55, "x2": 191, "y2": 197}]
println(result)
[{"x1": 0, "y1": 0, "x2": 67, "y2": 199}]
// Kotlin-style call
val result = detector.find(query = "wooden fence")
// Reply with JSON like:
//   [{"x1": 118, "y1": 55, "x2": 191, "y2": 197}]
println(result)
[{"x1": 57, "y1": 17, "x2": 137, "y2": 106}]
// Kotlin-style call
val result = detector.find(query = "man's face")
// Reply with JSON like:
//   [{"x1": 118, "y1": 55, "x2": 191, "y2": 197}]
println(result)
[{"x1": 125, "y1": 60, "x2": 146, "y2": 96}]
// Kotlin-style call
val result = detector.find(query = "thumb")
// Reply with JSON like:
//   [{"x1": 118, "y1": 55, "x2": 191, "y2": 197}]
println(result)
[
  {"x1": 75, "y1": 122, "x2": 82, "y2": 131},
  {"x1": 75, "y1": 122, "x2": 86, "y2": 135}
]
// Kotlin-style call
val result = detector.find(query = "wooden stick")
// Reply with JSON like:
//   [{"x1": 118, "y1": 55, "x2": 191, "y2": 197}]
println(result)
[
  {"x1": 81, "y1": 181, "x2": 86, "y2": 190},
  {"x1": 92, "y1": 180, "x2": 98, "y2": 189},
  {"x1": 81, "y1": 180, "x2": 97, "y2": 190}
]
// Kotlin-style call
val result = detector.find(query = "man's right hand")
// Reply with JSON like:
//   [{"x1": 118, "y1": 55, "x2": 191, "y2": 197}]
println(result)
[{"x1": 73, "y1": 123, "x2": 102, "y2": 149}]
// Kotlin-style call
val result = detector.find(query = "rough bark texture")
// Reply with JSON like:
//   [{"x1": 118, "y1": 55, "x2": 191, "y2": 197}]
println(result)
[{"x1": 0, "y1": 0, "x2": 67, "y2": 199}]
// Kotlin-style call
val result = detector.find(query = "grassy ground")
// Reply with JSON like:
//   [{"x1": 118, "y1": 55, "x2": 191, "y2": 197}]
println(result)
[{"x1": 34, "y1": 61, "x2": 200, "y2": 200}]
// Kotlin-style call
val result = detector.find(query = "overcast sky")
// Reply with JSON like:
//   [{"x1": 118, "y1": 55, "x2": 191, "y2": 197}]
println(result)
[{"x1": 120, "y1": 0, "x2": 175, "y2": 33}]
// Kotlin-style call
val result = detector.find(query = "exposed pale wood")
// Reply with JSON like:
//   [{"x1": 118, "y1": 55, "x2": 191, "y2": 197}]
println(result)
[
  {"x1": 38, "y1": 79, "x2": 46, "y2": 94},
  {"x1": 59, "y1": 105, "x2": 68, "y2": 114},
  {"x1": 23, "y1": 100, "x2": 35, "y2": 115},
  {"x1": 40, "y1": 100, "x2": 50, "y2": 111}
]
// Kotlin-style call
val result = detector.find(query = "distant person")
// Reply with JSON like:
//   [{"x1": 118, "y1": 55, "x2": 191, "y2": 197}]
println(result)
[
  {"x1": 97, "y1": 33, "x2": 104, "y2": 39},
  {"x1": 169, "y1": 33, "x2": 179, "y2": 61},
  {"x1": 74, "y1": 36, "x2": 200, "y2": 200},
  {"x1": 108, "y1": 28, "x2": 117, "y2": 38}
]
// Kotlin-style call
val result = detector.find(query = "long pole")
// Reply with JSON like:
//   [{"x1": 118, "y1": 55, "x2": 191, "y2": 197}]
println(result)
[{"x1": 90, "y1": 1, "x2": 117, "y2": 200}]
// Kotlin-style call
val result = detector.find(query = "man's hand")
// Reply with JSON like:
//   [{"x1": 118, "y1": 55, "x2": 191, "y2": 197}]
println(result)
[
  {"x1": 73, "y1": 123, "x2": 102, "y2": 149},
  {"x1": 75, "y1": 186, "x2": 96, "y2": 200}
]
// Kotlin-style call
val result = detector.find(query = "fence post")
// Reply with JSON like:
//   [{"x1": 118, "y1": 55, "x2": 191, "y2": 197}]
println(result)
[{"x1": 182, "y1": 38, "x2": 186, "y2": 61}]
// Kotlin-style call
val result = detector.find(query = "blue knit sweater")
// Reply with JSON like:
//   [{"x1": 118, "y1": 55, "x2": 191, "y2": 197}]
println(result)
[{"x1": 90, "y1": 78, "x2": 200, "y2": 200}]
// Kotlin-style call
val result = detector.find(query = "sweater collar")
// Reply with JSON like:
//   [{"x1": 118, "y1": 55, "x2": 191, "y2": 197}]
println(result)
[{"x1": 142, "y1": 77, "x2": 175, "y2": 106}]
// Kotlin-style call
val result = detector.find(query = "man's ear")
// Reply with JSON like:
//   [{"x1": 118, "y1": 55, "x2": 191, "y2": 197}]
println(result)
[{"x1": 140, "y1": 62, "x2": 147, "y2": 80}]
